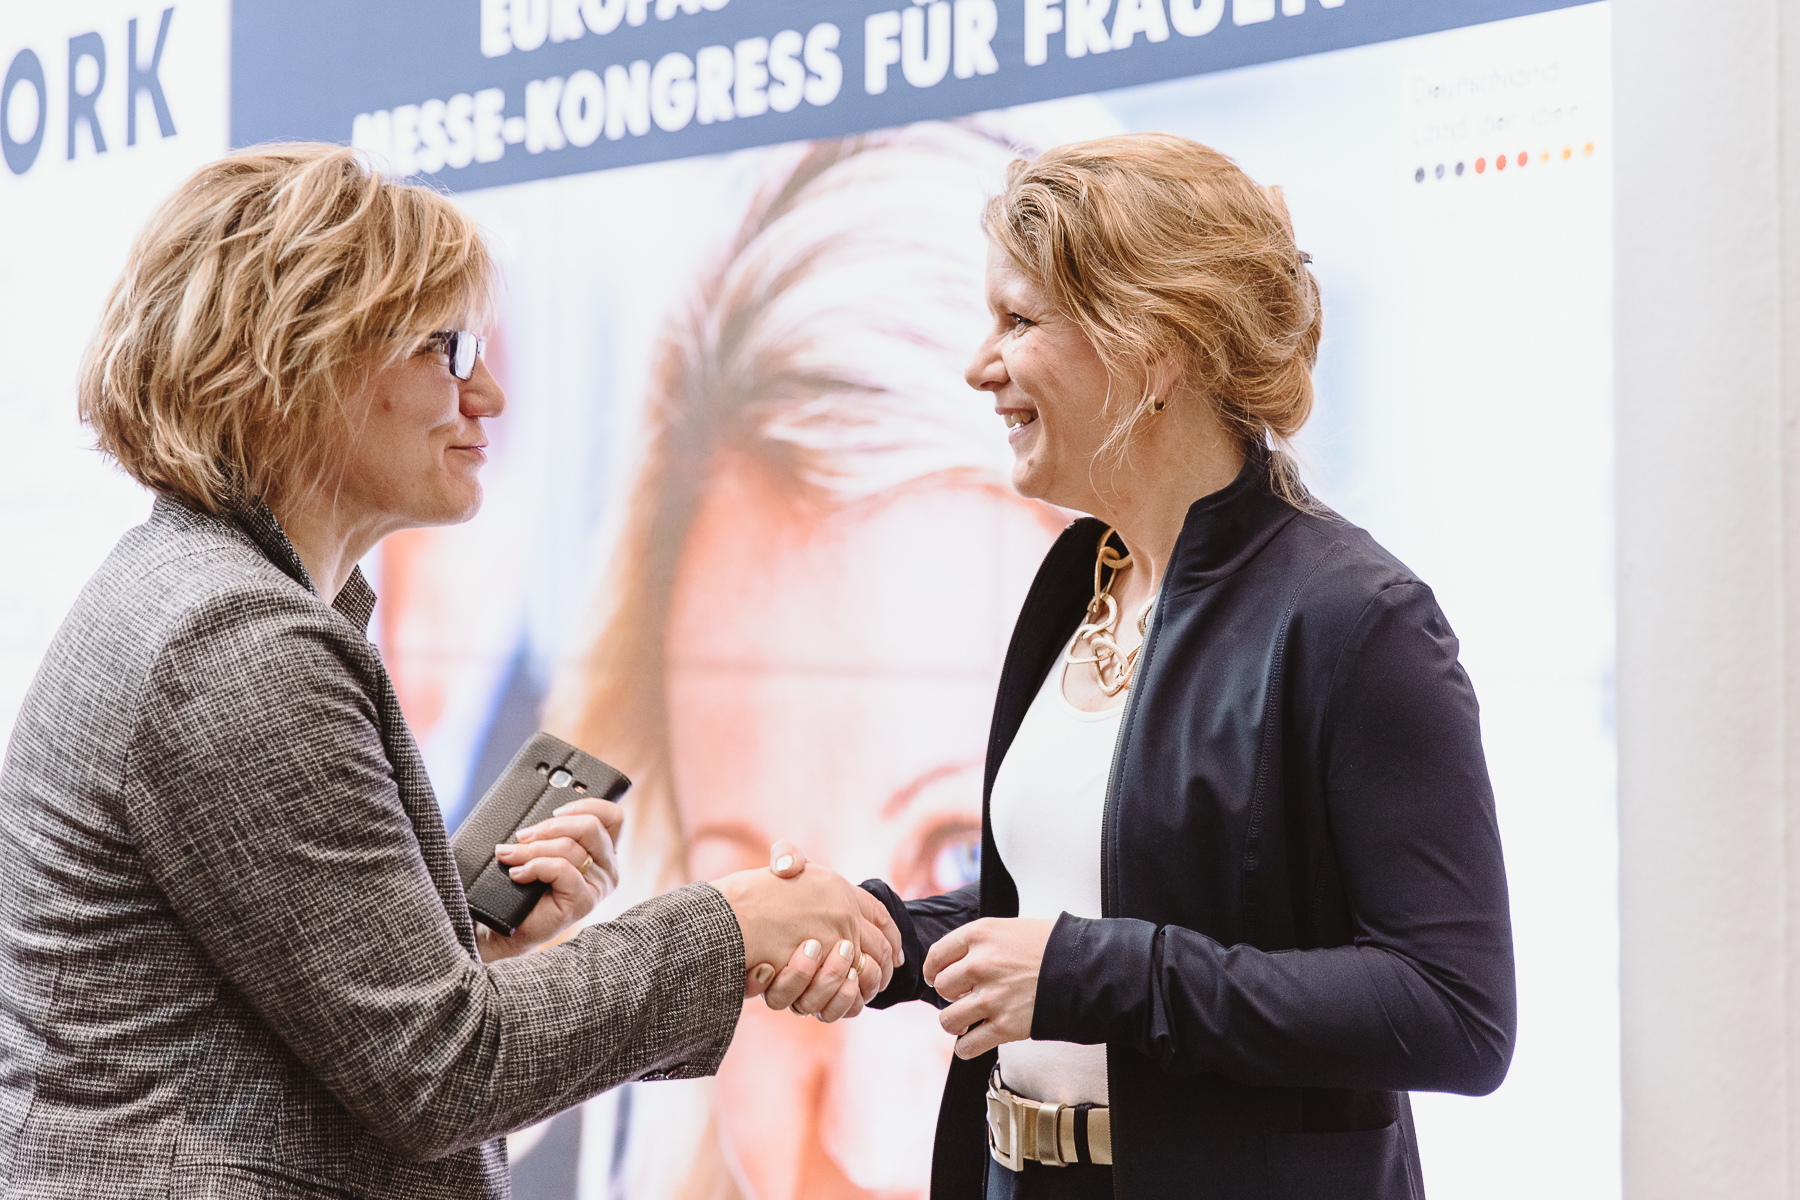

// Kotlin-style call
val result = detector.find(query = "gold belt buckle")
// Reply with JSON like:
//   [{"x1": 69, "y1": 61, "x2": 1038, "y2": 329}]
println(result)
[
  {"x1": 986, "y1": 1069, "x2": 1113, "y2": 1169},
  {"x1": 986, "y1": 1084, "x2": 1024, "y2": 1172},
  {"x1": 987, "y1": 1071, "x2": 1073, "y2": 1169}
]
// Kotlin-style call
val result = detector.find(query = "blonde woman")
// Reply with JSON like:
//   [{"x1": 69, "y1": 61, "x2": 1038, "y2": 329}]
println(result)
[
  {"x1": 838, "y1": 135, "x2": 1518, "y2": 1199},
  {"x1": 0, "y1": 145, "x2": 897, "y2": 1200}
]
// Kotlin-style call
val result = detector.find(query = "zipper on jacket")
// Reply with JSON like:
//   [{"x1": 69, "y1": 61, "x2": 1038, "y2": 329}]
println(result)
[
  {"x1": 1099, "y1": 584, "x2": 1165, "y2": 920},
  {"x1": 1095, "y1": 581, "x2": 1166, "y2": 1144}
]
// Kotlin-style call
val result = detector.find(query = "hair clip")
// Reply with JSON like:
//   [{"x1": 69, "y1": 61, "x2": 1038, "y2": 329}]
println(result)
[{"x1": 1299, "y1": 251, "x2": 1313, "y2": 264}]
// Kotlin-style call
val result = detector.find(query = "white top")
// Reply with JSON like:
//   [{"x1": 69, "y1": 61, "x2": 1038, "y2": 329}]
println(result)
[{"x1": 989, "y1": 639, "x2": 1123, "y2": 1107}]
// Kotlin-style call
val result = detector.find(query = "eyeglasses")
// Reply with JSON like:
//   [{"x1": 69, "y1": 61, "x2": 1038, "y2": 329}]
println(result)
[{"x1": 424, "y1": 330, "x2": 486, "y2": 380}]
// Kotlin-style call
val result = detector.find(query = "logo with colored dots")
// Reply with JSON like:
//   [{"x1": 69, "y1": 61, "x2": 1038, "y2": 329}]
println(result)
[{"x1": 1414, "y1": 142, "x2": 1596, "y2": 183}]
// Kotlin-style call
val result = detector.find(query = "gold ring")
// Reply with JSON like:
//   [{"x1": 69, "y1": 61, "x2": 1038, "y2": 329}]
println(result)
[{"x1": 579, "y1": 855, "x2": 593, "y2": 875}]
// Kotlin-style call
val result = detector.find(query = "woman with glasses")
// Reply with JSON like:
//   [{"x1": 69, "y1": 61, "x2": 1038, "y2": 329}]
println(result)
[{"x1": 0, "y1": 144, "x2": 899, "y2": 1200}]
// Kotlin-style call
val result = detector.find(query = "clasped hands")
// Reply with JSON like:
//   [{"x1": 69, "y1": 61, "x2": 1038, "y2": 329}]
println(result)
[
  {"x1": 717, "y1": 840, "x2": 901, "y2": 1022},
  {"x1": 473, "y1": 800, "x2": 901, "y2": 1017},
  {"x1": 731, "y1": 842, "x2": 1055, "y2": 1055},
  {"x1": 476, "y1": 804, "x2": 1051, "y2": 1053}
]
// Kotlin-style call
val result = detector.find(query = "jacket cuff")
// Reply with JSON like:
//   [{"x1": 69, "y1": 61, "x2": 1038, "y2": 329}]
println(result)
[
  {"x1": 1031, "y1": 912, "x2": 1158, "y2": 1045},
  {"x1": 859, "y1": 879, "x2": 929, "y2": 1008},
  {"x1": 628, "y1": 882, "x2": 746, "y2": 1081}
]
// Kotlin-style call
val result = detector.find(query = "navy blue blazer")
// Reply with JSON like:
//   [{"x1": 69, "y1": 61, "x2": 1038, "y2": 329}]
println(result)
[{"x1": 865, "y1": 448, "x2": 1515, "y2": 1199}]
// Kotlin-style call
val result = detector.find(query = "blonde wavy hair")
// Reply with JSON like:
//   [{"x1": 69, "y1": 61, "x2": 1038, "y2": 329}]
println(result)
[
  {"x1": 984, "y1": 133, "x2": 1323, "y2": 506},
  {"x1": 79, "y1": 143, "x2": 496, "y2": 513}
]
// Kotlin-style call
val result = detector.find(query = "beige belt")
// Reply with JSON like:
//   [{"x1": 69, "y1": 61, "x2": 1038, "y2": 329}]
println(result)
[{"x1": 985, "y1": 1069, "x2": 1112, "y2": 1170}]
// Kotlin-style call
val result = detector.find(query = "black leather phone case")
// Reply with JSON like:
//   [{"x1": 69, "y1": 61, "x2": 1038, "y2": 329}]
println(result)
[{"x1": 449, "y1": 732, "x2": 631, "y2": 936}]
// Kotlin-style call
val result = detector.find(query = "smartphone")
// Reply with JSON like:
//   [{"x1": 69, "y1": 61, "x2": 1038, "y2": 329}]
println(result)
[{"x1": 448, "y1": 731, "x2": 631, "y2": 936}]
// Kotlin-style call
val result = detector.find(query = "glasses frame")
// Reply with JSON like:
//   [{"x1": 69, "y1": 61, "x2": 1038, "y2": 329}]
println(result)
[{"x1": 424, "y1": 330, "x2": 486, "y2": 380}]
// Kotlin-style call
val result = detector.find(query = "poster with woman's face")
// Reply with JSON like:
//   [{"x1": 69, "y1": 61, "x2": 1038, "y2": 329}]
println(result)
[{"x1": 368, "y1": 6, "x2": 1617, "y2": 1198}]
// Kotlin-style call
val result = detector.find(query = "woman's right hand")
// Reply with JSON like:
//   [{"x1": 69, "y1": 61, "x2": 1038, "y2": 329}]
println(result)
[{"x1": 715, "y1": 855, "x2": 901, "y2": 1022}]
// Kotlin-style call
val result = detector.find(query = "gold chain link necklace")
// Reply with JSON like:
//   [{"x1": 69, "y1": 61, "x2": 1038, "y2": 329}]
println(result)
[{"x1": 1067, "y1": 527, "x2": 1154, "y2": 697}]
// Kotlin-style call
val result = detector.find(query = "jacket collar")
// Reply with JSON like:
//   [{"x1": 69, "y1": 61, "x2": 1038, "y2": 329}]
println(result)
[
  {"x1": 153, "y1": 492, "x2": 378, "y2": 634},
  {"x1": 1161, "y1": 441, "x2": 1303, "y2": 598},
  {"x1": 979, "y1": 444, "x2": 1303, "y2": 922},
  {"x1": 1041, "y1": 441, "x2": 1301, "y2": 601}
]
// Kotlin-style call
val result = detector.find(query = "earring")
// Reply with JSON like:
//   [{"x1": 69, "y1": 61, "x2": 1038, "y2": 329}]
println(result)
[{"x1": 1145, "y1": 392, "x2": 1167, "y2": 415}]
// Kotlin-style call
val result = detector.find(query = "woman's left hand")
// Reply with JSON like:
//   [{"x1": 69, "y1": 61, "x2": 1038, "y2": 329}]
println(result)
[
  {"x1": 478, "y1": 798, "x2": 624, "y2": 961},
  {"x1": 923, "y1": 917, "x2": 1055, "y2": 1058}
]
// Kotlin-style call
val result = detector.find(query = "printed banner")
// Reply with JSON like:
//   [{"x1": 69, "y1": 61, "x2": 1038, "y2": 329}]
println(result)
[{"x1": 231, "y1": 0, "x2": 1589, "y2": 187}]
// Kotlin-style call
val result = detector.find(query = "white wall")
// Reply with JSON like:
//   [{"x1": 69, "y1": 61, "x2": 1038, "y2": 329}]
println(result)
[
  {"x1": 0, "y1": 1, "x2": 227, "y2": 734},
  {"x1": 1615, "y1": 0, "x2": 1800, "y2": 1195}
]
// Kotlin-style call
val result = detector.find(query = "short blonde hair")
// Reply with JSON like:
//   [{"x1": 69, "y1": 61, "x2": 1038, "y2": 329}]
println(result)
[
  {"x1": 984, "y1": 133, "x2": 1322, "y2": 504},
  {"x1": 79, "y1": 143, "x2": 496, "y2": 513}
]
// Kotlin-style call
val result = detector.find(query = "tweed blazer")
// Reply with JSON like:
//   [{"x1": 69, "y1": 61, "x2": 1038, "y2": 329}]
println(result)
[{"x1": 0, "y1": 496, "x2": 745, "y2": 1199}]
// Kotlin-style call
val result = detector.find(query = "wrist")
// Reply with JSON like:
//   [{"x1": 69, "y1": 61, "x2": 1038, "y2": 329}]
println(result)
[
  {"x1": 714, "y1": 868, "x2": 751, "y2": 909},
  {"x1": 714, "y1": 869, "x2": 776, "y2": 964},
  {"x1": 474, "y1": 923, "x2": 513, "y2": 963}
]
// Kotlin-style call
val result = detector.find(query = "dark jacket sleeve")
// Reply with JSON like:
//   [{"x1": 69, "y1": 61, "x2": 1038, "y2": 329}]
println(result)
[
  {"x1": 1033, "y1": 582, "x2": 1516, "y2": 1096},
  {"x1": 861, "y1": 880, "x2": 980, "y2": 1009}
]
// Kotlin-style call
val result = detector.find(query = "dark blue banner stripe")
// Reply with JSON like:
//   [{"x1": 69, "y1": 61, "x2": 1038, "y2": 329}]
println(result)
[{"x1": 230, "y1": 0, "x2": 1594, "y2": 190}]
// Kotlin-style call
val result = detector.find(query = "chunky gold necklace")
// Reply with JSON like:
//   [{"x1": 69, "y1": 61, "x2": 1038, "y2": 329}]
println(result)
[{"x1": 1067, "y1": 527, "x2": 1154, "y2": 697}]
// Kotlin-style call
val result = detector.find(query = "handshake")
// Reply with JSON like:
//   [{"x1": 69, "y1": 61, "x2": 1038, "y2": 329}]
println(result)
[
  {"x1": 484, "y1": 805, "x2": 893, "y2": 1018},
  {"x1": 480, "y1": 795, "x2": 896, "y2": 1020},
  {"x1": 487, "y1": 794, "x2": 1042, "y2": 1047},
  {"x1": 715, "y1": 840, "x2": 903, "y2": 1023}
]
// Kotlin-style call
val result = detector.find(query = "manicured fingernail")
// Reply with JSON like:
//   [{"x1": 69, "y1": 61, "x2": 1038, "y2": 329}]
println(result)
[
  {"x1": 752, "y1": 963, "x2": 774, "y2": 985},
  {"x1": 774, "y1": 854, "x2": 794, "y2": 872},
  {"x1": 848, "y1": 966, "x2": 860, "y2": 982},
  {"x1": 508, "y1": 866, "x2": 526, "y2": 879},
  {"x1": 803, "y1": 939, "x2": 821, "y2": 959},
  {"x1": 552, "y1": 803, "x2": 572, "y2": 815},
  {"x1": 837, "y1": 939, "x2": 854, "y2": 961},
  {"x1": 496, "y1": 843, "x2": 516, "y2": 855}
]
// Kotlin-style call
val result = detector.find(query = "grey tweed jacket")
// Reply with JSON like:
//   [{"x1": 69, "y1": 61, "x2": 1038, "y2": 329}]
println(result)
[{"x1": 0, "y1": 496, "x2": 745, "y2": 1198}]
